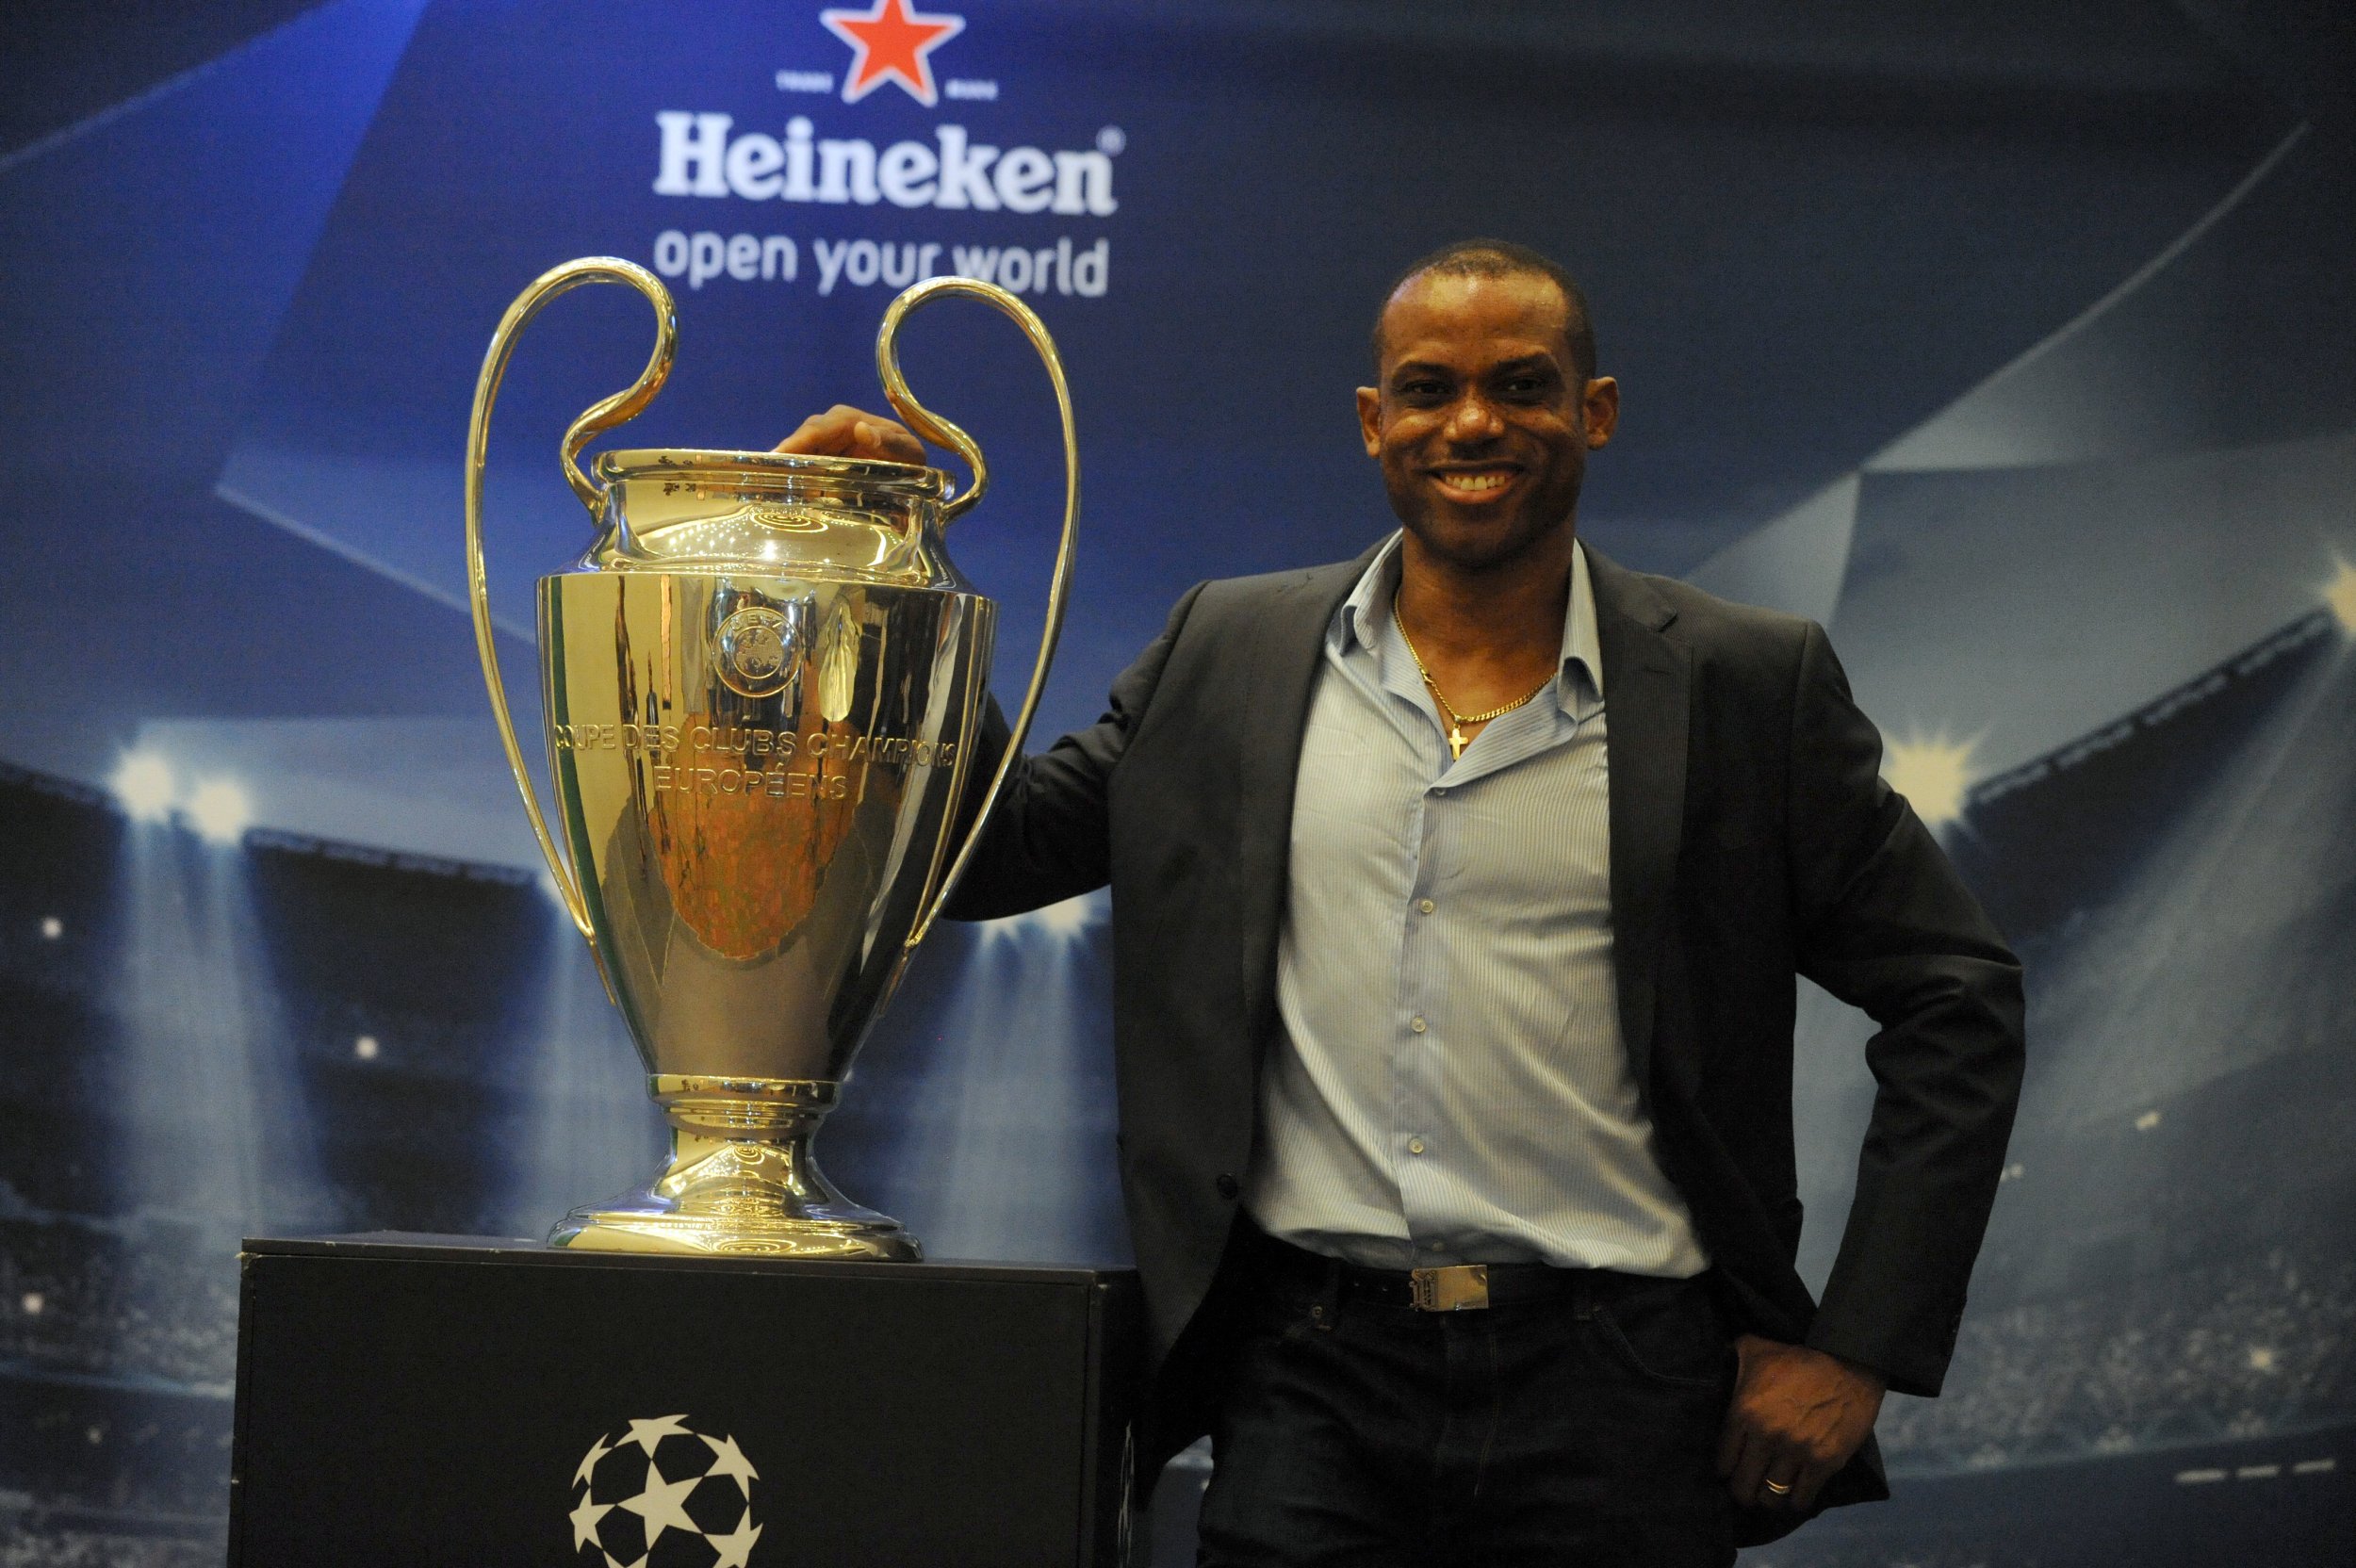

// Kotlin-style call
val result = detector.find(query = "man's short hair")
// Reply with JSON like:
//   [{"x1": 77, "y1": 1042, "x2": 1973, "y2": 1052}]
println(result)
[{"x1": 1372, "y1": 239, "x2": 1596, "y2": 384}]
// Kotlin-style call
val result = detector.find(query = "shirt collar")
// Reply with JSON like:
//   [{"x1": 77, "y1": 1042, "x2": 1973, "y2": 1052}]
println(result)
[{"x1": 1333, "y1": 531, "x2": 1606, "y2": 706}]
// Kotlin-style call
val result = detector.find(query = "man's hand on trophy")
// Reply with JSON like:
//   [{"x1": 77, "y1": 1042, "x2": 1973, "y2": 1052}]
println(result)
[{"x1": 776, "y1": 405, "x2": 926, "y2": 466}]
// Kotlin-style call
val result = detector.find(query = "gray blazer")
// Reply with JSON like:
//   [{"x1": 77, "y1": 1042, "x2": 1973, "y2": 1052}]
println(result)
[{"x1": 946, "y1": 543, "x2": 2025, "y2": 1524}]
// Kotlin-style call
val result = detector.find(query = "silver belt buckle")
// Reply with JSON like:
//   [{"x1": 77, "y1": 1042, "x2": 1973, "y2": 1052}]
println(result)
[{"x1": 1409, "y1": 1264, "x2": 1490, "y2": 1312}]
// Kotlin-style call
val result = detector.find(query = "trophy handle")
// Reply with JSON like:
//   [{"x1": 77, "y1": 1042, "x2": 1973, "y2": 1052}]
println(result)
[
  {"x1": 875, "y1": 277, "x2": 1080, "y2": 947},
  {"x1": 465, "y1": 257, "x2": 679, "y2": 940}
]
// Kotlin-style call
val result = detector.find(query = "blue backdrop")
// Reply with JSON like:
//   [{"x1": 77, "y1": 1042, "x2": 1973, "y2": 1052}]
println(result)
[{"x1": 2, "y1": 1, "x2": 2351, "y2": 1562}]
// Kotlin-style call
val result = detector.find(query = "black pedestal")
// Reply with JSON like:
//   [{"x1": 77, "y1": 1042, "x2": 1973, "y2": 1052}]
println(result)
[{"x1": 229, "y1": 1234, "x2": 1141, "y2": 1567}]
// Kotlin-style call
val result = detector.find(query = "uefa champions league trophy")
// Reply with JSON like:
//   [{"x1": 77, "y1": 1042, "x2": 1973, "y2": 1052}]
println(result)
[{"x1": 464, "y1": 258, "x2": 1076, "y2": 1257}]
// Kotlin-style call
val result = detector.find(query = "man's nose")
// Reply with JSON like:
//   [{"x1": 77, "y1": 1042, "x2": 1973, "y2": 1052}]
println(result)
[{"x1": 1445, "y1": 395, "x2": 1505, "y2": 442}]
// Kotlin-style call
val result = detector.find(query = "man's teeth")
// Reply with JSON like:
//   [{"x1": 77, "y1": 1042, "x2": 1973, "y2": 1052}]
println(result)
[{"x1": 1440, "y1": 471, "x2": 1510, "y2": 492}]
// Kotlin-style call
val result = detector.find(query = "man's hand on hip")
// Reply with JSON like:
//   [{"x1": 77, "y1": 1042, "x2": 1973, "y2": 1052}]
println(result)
[{"x1": 1715, "y1": 1334, "x2": 1886, "y2": 1511}]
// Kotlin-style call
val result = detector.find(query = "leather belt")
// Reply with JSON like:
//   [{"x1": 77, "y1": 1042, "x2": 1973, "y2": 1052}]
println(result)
[
  {"x1": 1237, "y1": 1223, "x2": 1667, "y2": 1315},
  {"x1": 1338, "y1": 1258, "x2": 1584, "y2": 1312}
]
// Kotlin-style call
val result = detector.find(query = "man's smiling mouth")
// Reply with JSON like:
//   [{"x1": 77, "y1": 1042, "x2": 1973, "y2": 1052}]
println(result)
[{"x1": 1429, "y1": 466, "x2": 1518, "y2": 498}]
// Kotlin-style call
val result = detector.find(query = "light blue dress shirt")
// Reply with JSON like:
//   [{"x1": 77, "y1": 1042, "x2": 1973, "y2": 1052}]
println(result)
[{"x1": 1243, "y1": 535, "x2": 1710, "y2": 1277}]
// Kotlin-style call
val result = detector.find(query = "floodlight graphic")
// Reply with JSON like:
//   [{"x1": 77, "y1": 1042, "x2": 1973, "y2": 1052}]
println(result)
[
  {"x1": 187, "y1": 778, "x2": 254, "y2": 844},
  {"x1": 2324, "y1": 553, "x2": 2356, "y2": 636},
  {"x1": 976, "y1": 893, "x2": 1102, "y2": 948},
  {"x1": 1883, "y1": 730, "x2": 1980, "y2": 830},
  {"x1": 112, "y1": 752, "x2": 176, "y2": 822}
]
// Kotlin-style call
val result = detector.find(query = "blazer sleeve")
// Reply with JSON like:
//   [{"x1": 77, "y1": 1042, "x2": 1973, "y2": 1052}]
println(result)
[
  {"x1": 1784, "y1": 620, "x2": 2027, "y2": 1396},
  {"x1": 940, "y1": 581, "x2": 1208, "y2": 921}
]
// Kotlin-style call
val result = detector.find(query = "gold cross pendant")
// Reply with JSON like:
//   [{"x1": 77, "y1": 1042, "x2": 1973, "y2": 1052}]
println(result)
[{"x1": 1447, "y1": 725, "x2": 1468, "y2": 760}]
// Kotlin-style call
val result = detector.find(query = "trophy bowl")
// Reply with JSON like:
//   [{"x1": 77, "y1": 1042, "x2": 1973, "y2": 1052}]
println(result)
[{"x1": 464, "y1": 260, "x2": 1077, "y2": 1256}]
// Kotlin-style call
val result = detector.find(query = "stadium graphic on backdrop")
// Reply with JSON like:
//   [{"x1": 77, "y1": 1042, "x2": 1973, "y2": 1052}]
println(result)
[{"x1": 2, "y1": 4, "x2": 2350, "y2": 1565}]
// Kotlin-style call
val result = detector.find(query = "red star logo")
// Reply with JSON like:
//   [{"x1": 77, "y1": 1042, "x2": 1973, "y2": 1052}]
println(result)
[{"x1": 820, "y1": 0, "x2": 965, "y2": 106}]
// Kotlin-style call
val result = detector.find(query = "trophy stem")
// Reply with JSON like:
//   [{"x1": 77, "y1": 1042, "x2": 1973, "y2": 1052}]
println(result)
[{"x1": 550, "y1": 1076, "x2": 920, "y2": 1259}]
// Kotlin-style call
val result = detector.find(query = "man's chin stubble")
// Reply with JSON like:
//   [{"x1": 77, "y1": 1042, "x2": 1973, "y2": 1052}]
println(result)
[{"x1": 1398, "y1": 508, "x2": 1575, "y2": 575}]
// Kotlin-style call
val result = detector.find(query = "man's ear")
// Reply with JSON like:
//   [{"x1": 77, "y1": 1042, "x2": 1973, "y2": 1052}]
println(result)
[
  {"x1": 1582, "y1": 376, "x2": 1620, "y2": 449},
  {"x1": 1357, "y1": 385, "x2": 1383, "y2": 457}
]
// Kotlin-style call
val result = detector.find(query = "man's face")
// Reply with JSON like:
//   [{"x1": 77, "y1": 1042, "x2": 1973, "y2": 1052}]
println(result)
[{"x1": 1357, "y1": 270, "x2": 1617, "y2": 572}]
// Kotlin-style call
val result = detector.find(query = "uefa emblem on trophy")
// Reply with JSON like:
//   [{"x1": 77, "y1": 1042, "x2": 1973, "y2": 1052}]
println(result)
[{"x1": 463, "y1": 258, "x2": 1077, "y2": 1257}]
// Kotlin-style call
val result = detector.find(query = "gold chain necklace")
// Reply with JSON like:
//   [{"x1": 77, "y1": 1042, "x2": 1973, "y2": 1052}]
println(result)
[{"x1": 1393, "y1": 605, "x2": 1557, "y2": 760}]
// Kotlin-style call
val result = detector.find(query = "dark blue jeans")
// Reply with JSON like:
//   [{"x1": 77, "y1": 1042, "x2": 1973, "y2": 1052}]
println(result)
[{"x1": 1195, "y1": 1254, "x2": 1740, "y2": 1567}]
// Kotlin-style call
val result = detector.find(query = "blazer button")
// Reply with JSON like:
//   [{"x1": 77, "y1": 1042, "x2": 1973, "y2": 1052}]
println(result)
[{"x1": 1215, "y1": 1173, "x2": 1239, "y2": 1200}]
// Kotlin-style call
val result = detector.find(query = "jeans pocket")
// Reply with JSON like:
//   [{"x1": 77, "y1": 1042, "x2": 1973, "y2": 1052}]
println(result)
[
  {"x1": 1245, "y1": 1289, "x2": 1326, "y2": 1349},
  {"x1": 1587, "y1": 1286, "x2": 1732, "y2": 1390}
]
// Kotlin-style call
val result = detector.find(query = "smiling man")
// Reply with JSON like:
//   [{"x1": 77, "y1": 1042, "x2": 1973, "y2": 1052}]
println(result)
[{"x1": 780, "y1": 238, "x2": 2024, "y2": 1566}]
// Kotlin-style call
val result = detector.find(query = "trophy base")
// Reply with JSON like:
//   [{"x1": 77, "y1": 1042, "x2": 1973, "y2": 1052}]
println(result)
[
  {"x1": 548, "y1": 1076, "x2": 921, "y2": 1259},
  {"x1": 550, "y1": 1200, "x2": 922, "y2": 1260}
]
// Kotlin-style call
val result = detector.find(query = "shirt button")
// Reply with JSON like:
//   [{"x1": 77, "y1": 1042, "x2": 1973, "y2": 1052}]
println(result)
[
  {"x1": 1408, "y1": 1138, "x2": 1426, "y2": 1155},
  {"x1": 1432, "y1": 786, "x2": 1448, "y2": 797},
  {"x1": 1215, "y1": 1173, "x2": 1239, "y2": 1200},
  {"x1": 1409, "y1": 1016, "x2": 1428, "y2": 1034},
  {"x1": 1416, "y1": 898, "x2": 1435, "y2": 915}
]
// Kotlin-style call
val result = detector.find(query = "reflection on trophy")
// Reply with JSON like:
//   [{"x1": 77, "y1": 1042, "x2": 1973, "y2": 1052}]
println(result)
[{"x1": 463, "y1": 258, "x2": 1078, "y2": 1257}]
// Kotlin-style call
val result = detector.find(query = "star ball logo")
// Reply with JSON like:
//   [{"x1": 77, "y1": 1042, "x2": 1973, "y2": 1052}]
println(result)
[
  {"x1": 569, "y1": 1415, "x2": 762, "y2": 1568},
  {"x1": 820, "y1": 0, "x2": 964, "y2": 106}
]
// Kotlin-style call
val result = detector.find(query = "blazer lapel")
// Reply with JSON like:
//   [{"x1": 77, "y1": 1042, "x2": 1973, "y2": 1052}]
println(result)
[
  {"x1": 1586, "y1": 547, "x2": 1690, "y2": 1093},
  {"x1": 1235, "y1": 551, "x2": 1375, "y2": 1054}
]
